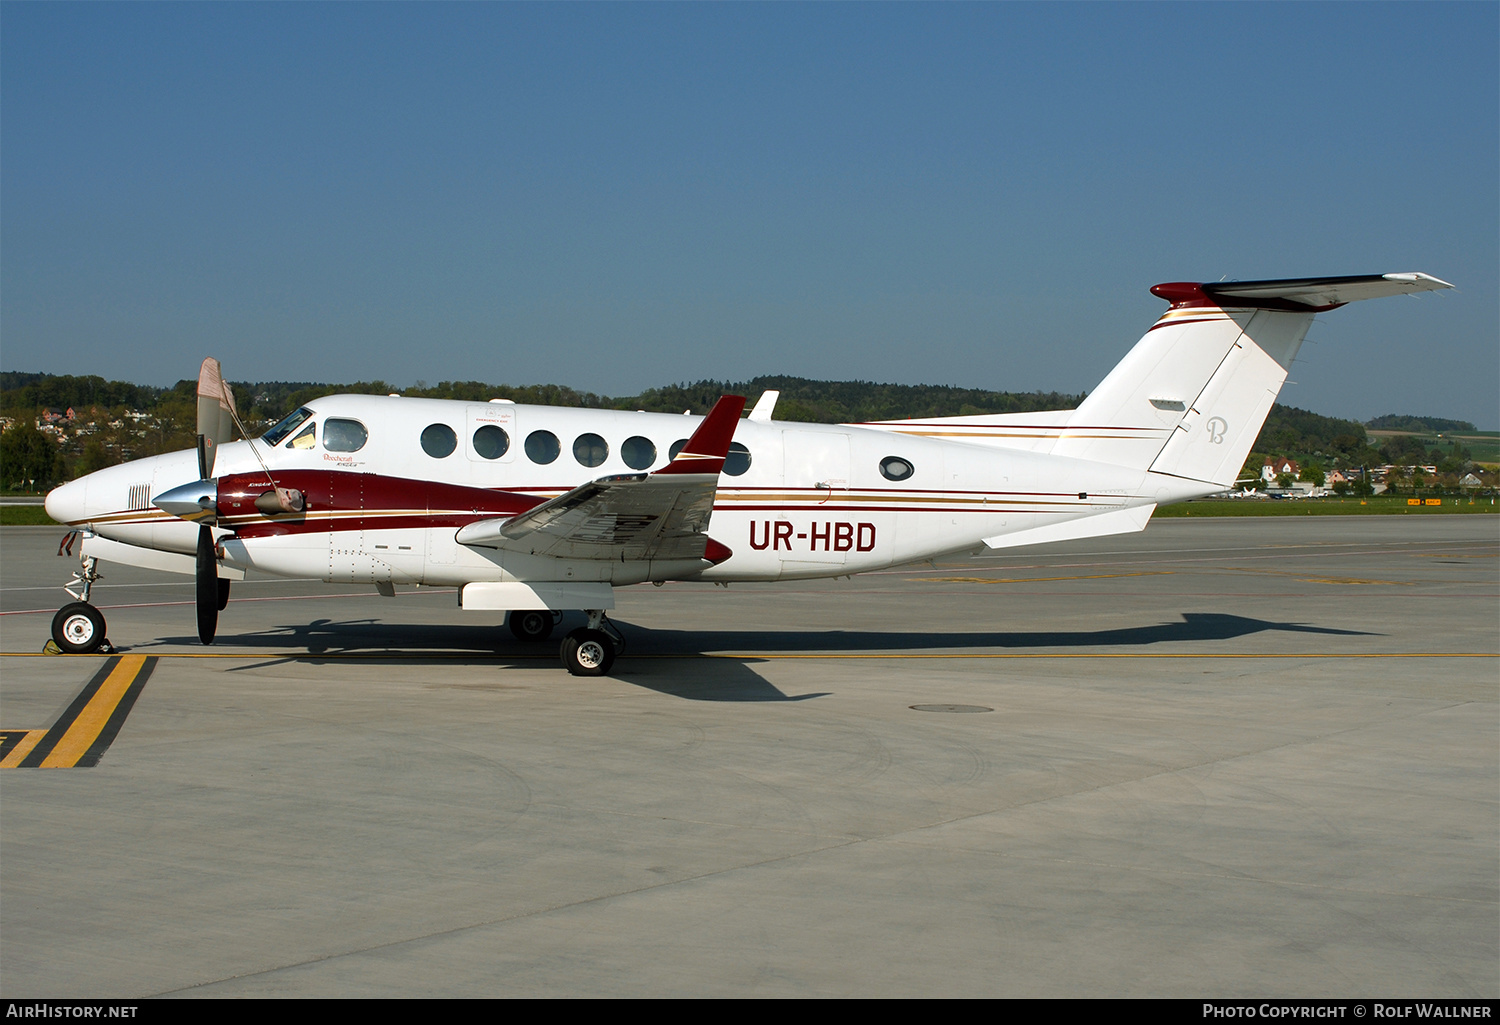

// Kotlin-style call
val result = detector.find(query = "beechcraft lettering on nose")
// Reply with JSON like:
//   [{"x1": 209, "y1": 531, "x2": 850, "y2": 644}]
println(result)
[{"x1": 43, "y1": 272, "x2": 1454, "y2": 676}]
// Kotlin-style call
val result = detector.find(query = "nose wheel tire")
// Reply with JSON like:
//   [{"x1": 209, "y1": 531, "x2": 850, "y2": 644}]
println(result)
[
  {"x1": 509, "y1": 609, "x2": 555, "y2": 643},
  {"x1": 51, "y1": 602, "x2": 108, "y2": 654},
  {"x1": 560, "y1": 628, "x2": 615, "y2": 676}
]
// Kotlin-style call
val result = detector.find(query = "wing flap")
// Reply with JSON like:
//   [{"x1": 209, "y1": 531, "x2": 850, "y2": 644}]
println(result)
[{"x1": 456, "y1": 472, "x2": 722, "y2": 560}]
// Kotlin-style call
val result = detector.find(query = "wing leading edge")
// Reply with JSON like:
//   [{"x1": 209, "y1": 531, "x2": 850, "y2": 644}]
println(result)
[{"x1": 455, "y1": 395, "x2": 746, "y2": 563}]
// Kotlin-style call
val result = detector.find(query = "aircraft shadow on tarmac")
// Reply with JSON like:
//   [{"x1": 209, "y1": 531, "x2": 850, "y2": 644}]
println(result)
[{"x1": 145, "y1": 612, "x2": 1376, "y2": 704}]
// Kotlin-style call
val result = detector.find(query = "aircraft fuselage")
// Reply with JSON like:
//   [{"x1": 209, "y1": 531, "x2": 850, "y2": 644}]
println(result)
[{"x1": 46, "y1": 394, "x2": 1176, "y2": 588}]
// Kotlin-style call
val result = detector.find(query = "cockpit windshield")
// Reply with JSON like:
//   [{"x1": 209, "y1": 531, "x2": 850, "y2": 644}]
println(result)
[{"x1": 261, "y1": 407, "x2": 314, "y2": 447}]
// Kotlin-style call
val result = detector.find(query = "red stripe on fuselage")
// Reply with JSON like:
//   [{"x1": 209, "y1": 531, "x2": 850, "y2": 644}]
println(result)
[{"x1": 218, "y1": 469, "x2": 544, "y2": 540}]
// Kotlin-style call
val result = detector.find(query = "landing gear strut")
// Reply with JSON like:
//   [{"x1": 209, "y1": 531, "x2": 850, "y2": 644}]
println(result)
[
  {"x1": 52, "y1": 539, "x2": 110, "y2": 653},
  {"x1": 559, "y1": 609, "x2": 621, "y2": 676}
]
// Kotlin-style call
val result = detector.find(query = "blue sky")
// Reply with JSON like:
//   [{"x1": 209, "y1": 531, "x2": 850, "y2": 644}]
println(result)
[{"x1": 3, "y1": 3, "x2": 1496, "y2": 426}]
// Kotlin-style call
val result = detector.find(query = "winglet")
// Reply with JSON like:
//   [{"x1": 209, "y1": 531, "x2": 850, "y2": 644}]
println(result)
[{"x1": 654, "y1": 395, "x2": 746, "y2": 476}]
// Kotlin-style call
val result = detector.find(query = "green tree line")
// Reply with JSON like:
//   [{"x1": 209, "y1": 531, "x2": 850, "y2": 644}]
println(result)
[{"x1": 0, "y1": 370, "x2": 1480, "y2": 490}]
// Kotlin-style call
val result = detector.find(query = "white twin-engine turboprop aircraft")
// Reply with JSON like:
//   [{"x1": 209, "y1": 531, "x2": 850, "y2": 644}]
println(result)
[{"x1": 44, "y1": 273, "x2": 1452, "y2": 674}]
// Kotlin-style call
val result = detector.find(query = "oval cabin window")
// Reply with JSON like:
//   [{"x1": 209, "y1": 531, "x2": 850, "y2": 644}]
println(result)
[
  {"x1": 573, "y1": 433, "x2": 608, "y2": 468},
  {"x1": 724, "y1": 442, "x2": 752, "y2": 476},
  {"x1": 526, "y1": 430, "x2": 560, "y2": 465},
  {"x1": 879, "y1": 456, "x2": 914, "y2": 482},
  {"x1": 667, "y1": 439, "x2": 750, "y2": 474},
  {"x1": 621, "y1": 436, "x2": 656, "y2": 470},
  {"x1": 421, "y1": 424, "x2": 458, "y2": 459},
  {"x1": 472, "y1": 424, "x2": 509, "y2": 460}
]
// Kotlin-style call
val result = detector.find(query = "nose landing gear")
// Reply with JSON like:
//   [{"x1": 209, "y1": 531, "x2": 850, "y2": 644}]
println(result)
[
  {"x1": 51, "y1": 602, "x2": 110, "y2": 654},
  {"x1": 50, "y1": 537, "x2": 111, "y2": 654}
]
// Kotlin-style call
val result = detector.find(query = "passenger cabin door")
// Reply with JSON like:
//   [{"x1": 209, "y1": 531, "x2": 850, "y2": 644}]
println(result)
[{"x1": 781, "y1": 430, "x2": 851, "y2": 566}]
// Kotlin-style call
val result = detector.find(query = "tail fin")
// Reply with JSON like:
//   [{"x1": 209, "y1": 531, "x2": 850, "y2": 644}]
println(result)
[{"x1": 1052, "y1": 273, "x2": 1451, "y2": 488}]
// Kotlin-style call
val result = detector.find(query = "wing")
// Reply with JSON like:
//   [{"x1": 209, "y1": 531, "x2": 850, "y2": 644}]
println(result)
[{"x1": 455, "y1": 395, "x2": 745, "y2": 562}]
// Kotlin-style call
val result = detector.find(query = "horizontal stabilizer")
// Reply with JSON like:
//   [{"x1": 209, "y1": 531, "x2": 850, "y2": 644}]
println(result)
[{"x1": 1153, "y1": 273, "x2": 1453, "y2": 312}]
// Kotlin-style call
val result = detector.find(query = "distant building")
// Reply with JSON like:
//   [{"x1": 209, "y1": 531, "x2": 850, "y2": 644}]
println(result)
[{"x1": 1262, "y1": 457, "x2": 1300, "y2": 482}]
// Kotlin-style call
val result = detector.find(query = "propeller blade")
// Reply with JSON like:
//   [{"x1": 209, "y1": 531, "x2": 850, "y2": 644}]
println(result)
[
  {"x1": 196, "y1": 358, "x2": 237, "y2": 479},
  {"x1": 197, "y1": 436, "x2": 213, "y2": 483},
  {"x1": 196, "y1": 526, "x2": 218, "y2": 645}
]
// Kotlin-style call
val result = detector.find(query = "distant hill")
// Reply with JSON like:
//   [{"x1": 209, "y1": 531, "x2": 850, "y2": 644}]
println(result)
[
  {"x1": 0, "y1": 371, "x2": 1086, "y2": 426},
  {"x1": 624, "y1": 376, "x2": 1084, "y2": 423},
  {"x1": 0, "y1": 372, "x2": 169, "y2": 414},
  {"x1": 1366, "y1": 414, "x2": 1476, "y2": 433}
]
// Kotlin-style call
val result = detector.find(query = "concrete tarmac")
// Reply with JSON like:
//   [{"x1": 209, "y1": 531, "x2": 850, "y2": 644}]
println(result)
[{"x1": 1, "y1": 516, "x2": 1496, "y2": 997}]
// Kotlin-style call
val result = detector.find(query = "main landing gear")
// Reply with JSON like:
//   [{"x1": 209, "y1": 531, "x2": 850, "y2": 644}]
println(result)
[
  {"x1": 49, "y1": 534, "x2": 112, "y2": 654},
  {"x1": 557, "y1": 610, "x2": 621, "y2": 677},
  {"x1": 508, "y1": 608, "x2": 620, "y2": 676},
  {"x1": 507, "y1": 609, "x2": 559, "y2": 644}
]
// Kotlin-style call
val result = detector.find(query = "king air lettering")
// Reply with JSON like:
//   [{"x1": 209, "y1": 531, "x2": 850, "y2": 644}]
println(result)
[{"x1": 749, "y1": 521, "x2": 876, "y2": 552}]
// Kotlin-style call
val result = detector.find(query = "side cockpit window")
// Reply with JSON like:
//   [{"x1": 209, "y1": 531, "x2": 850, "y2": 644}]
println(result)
[
  {"x1": 287, "y1": 423, "x2": 317, "y2": 450},
  {"x1": 323, "y1": 418, "x2": 368, "y2": 453},
  {"x1": 262, "y1": 407, "x2": 313, "y2": 447}
]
